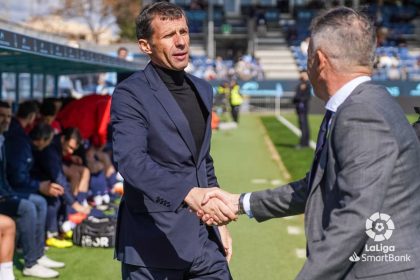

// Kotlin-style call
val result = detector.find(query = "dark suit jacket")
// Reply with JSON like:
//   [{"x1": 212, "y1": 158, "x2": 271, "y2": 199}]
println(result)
[
  {"x1": 111, "y1": 63, "x2": 220, "y2": 269},
  {"x1": 5, "y1": 118, "x2": 40, "y2": 193},
  {"x1": 250, "y1": 82, "x2": 420, "y2": 279}
]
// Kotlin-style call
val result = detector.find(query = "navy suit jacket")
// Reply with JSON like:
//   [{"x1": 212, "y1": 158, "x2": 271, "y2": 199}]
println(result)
[{"x1": 111, "y1": 63, "x2": 221, "y2": 269}]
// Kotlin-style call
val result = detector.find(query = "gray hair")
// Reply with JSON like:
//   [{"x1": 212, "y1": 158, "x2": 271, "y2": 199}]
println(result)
[{"x1": 309, "y1": 7, "x2": 376, "y2": 72}]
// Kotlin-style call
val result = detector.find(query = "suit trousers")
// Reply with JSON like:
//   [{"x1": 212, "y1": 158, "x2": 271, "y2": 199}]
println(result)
[{"x1": 121, "y1": 226, "x2": 232, "y2": 280}]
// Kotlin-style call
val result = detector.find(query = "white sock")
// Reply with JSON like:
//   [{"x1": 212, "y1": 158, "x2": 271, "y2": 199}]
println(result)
[
  {"x1": 0, "y1": 262, "x2": 15, "y2": 280},
  {"x1": 47, "y1": 231, "x2": 59, "y2": 239},
  {"x1": 62, "y1": 220, "x2": 76, "y2": 232}
]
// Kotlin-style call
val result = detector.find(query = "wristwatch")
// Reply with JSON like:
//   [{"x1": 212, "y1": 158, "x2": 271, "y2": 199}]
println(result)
[{"x1": 238, "y1": 193, "x2": 246, "y2": 215}]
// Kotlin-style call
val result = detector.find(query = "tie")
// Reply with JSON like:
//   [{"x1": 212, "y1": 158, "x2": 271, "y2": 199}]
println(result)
[
  {"x1": 315, "y1": 110, "x2": 333, "y2": 152},
  {"x1": 308, "y1": 110, "x2": 334, "y2": 190}
]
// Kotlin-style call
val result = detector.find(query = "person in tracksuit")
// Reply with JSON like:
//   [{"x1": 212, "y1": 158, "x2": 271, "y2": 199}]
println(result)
[{"x1": 31, "y1": 127, "x2": 92, "y2": 240}]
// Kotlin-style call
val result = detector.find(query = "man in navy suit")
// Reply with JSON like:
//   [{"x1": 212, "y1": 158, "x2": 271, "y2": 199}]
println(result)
[{"x1": 111, "y1": 2, "x2": 236, "y2": 279}]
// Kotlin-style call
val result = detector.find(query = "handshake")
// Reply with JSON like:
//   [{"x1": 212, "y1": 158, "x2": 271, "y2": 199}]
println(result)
[{"x1": 184, "y1": 187, "x2": 241, "y2": 226}]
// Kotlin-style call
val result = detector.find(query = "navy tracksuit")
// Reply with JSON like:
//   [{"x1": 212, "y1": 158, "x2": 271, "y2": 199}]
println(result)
[{"x1": 31, "y1": 135, "x2": 76, "y2": 233}]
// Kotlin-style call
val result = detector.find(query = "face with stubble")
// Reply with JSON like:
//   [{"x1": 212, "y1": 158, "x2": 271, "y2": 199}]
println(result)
[{"x1": 139, "y1": 15, "x2": 190, "y2": 71}]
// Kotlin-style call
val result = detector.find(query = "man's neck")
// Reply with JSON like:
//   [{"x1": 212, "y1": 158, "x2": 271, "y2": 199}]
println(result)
[
  {"x1": 153, "y1": 63, "x2": 185, "y2": 86},
  {"x1": 325, "y1": 70, "x2": 371, "y2": 101}
]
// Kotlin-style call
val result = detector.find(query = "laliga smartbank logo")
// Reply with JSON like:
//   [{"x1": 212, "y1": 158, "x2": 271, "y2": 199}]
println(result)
[
  {"x1": 349, "y1": 212, "x2": 411, "y2": 263},
  {"x1": 365, "y1": 212, "x2": 394, "y2": 241}
]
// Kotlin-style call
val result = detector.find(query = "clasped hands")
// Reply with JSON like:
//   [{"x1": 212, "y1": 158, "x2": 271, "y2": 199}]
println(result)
[{"x1": 184, "y1": 187, "x2": 240, "y2": 226}]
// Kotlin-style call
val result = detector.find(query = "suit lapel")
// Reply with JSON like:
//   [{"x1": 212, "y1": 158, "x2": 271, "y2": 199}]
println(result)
[
  {"x1": 144, "y1": 63, "x2": 198, "y2": 162},
  {"x1": 307, "y1": 82, "x2": 370, "y2": 197}
]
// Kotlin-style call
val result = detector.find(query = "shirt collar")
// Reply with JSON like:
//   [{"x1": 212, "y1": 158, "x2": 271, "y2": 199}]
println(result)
[{"x1": 325, "y1": 76, "x2": 371, "y2": 112}]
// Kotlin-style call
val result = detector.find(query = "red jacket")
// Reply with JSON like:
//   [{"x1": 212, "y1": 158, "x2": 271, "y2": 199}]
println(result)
[{"x1": 57, "y1": 94, "x2": 111, "y2": 148}]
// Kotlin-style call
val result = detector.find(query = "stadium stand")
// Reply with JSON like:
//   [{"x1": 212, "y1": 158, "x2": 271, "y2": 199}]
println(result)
[
  {"x1": 291, "y1": 43, "x2": 420, "y2": 81},
  {"x1": 287, "y1": 2, "x2": 420, "y2": 81}
]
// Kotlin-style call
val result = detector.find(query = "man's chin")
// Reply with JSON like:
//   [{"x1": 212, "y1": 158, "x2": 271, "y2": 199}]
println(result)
[{"x1": 172, "y1": 63, "x2": 188, "y2": 71}]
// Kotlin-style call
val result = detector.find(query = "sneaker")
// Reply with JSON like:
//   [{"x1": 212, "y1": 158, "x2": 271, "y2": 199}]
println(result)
[
  {"x1": 23, "y1": 264, "x2": 59, "y2": 278},
  {"x1": 61, "y1": 220, "x2": 76, "y2": 233},
  {"x1": 102, "y1": 194, "x2": 110, "y2": 204},
  {"x1": 93, "y1": 195, "x2": 103, "y2": 206},
  {"x1": 37, "y1": 255, "x2": 65, "y2": 269},
  {"x1": 46, "y1": 237, "x2": 73, "y2": 249},
  {"x1": 63, "y1": 230, "x2": 73, "y2": 240}
]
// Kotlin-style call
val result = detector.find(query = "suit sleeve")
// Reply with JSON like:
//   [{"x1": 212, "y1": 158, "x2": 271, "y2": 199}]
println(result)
[
  {"x1": 205, "y1": 151, "x2": 218, "y2": 187},
  {"x1": 111, "y1": 87, "x2": 193, "y2": 212},
  {"x1": 6, "y1": 138, "x2": 40, "y2": 193},
  {"x1": 250, "y1": 174, "x2": 309, "y2": 221},
  {"x1": 297, "y1": 102, "x2": 398, "y2": 280}
]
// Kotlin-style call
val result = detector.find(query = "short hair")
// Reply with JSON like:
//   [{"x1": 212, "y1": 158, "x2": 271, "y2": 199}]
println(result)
[
  {"x1": 40, "y1": 99, "x2": 57, "y2": 117},
  {"x1": 117, "y1": 47, "x2": 128, "y2": 54},
  {"x1": 62, "y1": 127, "x2": 82, "y2": 145},
  {"x1": 309, "y1": 7, "x2": 376, "y2": 71},
  {"x1": 16, "y1": 101, "x2": 39, "y2": 119},
  {"x1": 136, "y1": 2, "x2": 186, "y2": 40},
  {"x1": 0, "y1": 101, "x2": 10, "y2": 109},
  {"x1": 29, "y1": 123, "x2": 53, "y2": 141}
]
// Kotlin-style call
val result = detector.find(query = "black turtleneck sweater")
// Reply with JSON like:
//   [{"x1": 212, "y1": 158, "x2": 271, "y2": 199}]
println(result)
[{"x1": 154, "y1": 64, "x2": 208, "y2": 157}]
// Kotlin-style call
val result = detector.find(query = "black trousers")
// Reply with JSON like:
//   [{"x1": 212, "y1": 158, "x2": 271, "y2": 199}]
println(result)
[
  {"x1": 297, "y1": 111, "x2": 310, "y2": 146},
  {"x1": 230, "y1": 105, "x2": 240, "y2": 123}
]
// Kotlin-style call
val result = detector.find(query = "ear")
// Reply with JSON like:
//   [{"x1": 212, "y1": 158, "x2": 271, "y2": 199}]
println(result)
[
  {"x1": 138, "y1": 39, "x2": 152, "y2": 55},
  {"x1": 316, "y1": 49, "x2": 330, "y2": 77}
]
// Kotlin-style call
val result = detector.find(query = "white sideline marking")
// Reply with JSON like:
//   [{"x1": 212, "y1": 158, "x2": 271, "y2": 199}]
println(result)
[
  {"x1": 295, "y1": 248, "x2": 306, "y2": 259},
  {"x1": 283, "y1": 216, "x2": 295, "y2": 220},
  {"x1": 251, "y1": 179, "x2": 268, "y2": 184},
  {"x1": 270, "y1": 179, "x2": 282, "y2": 185},
  {"x1": 275, "y1": 115, "x2": 316, "y2": 150},
  {"x1": 287, "y1": 226, "x2": 303, "y2": 235}
]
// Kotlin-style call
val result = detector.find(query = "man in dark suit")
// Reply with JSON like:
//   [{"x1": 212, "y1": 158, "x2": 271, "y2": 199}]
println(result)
[
  {"x1": 111, "y1": 2, "x2": 235, "y2": 279},
  {"x1": 199, "y1": 7, "x2": 420, "y2": 279},
  {"x1": 293, "y1": 71, "x2": 311, "y2": 148}
]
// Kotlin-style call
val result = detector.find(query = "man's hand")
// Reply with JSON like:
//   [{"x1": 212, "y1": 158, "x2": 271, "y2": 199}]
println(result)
[
  {"x1": 184, "y1": 187, "x2": 237, "y2": 225},
  {"x1": 218, "y1": 225, "x2": 233, "y2": 263},
  {"x1": 39, "y1": 181, "x2": 65, "y2": 197},
  {"x1": 72, "y1": 202, "x2": 91, "y2": 215},
  {"x1": 199, "y1": 189, "x2": 241, "y2": 226}
]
